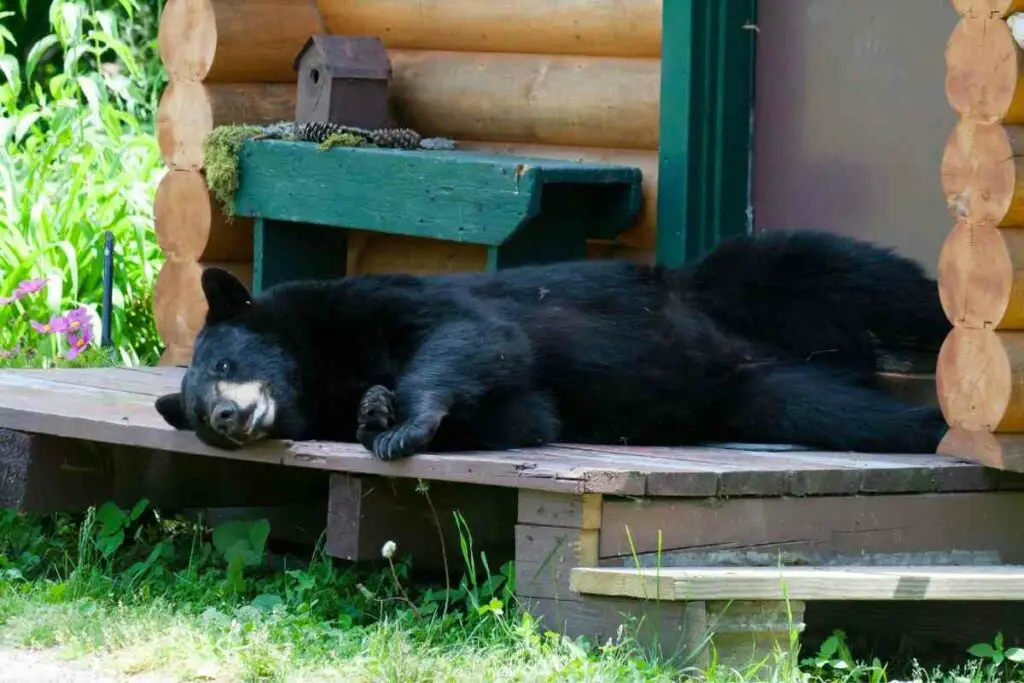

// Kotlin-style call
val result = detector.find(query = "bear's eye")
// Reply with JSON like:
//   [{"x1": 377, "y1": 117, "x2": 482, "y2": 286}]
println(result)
[{"x1": 214, "y1": 359, "x2": 233, "y2": 376}]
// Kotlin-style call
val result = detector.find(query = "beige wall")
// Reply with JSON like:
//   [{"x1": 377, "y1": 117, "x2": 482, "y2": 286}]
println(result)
[{"x1": 752, "y1": 0, "x2": 959, "y2": 275}]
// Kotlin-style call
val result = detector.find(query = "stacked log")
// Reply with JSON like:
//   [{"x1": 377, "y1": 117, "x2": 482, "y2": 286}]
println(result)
[
  {"x1": 153, "y1": 0, "x2": 662, "y2": 361},
  {"x1": 936, "y1": 0, "x2": 1024, "y2": 469}
]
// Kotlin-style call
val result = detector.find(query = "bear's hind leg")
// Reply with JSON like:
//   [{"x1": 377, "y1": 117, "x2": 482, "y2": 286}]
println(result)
[{"x1": 721, "y1": 362, "x2": 948, "y2": 454}]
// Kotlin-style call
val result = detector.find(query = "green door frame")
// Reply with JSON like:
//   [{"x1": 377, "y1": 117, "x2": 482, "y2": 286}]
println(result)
[{"x1": 656, "y1": 0, "x2": 758, "y2": 267}]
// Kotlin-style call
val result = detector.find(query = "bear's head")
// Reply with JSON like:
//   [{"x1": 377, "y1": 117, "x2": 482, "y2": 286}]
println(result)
[{"x1": 154, "y1": 268, "x2": 306, "y2": 450}]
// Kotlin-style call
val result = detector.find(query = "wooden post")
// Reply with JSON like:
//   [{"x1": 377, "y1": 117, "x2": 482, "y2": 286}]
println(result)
[
  {"x1": 656, "y1": 0, "x2": 757, "y2": 266},
  {"x1": 937, "y1": 4, "x2": 1024, "y2": 470},
  {"x1": 325, "y1": 475, "x2": 518, "y2": 577}
]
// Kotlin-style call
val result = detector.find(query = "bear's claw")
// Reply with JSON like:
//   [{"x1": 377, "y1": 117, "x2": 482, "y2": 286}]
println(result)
[{"x1": 356, "y1": 384, "x2": 396, "y2": 450}]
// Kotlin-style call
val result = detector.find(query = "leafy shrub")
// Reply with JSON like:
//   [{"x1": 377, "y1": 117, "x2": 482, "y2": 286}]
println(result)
[{"x1": 0, "y1": 0, "x2": 166, "y2": 366}]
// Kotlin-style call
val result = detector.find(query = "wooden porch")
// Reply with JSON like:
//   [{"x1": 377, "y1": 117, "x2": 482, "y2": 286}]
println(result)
[{"x1": 4, "y1": 366, "x2": 1024, "y2": 666}]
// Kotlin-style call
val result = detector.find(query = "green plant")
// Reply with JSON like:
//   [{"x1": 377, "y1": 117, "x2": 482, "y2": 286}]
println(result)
[
  {"x1": 0, "y1": 0, "x2": 166, "y2": 365},
  {"x1": 800, "y1": 630, "x2": 887, "y2": 683},
  {"x1": 210, "y1": 518, "x2": 271, "y2": 592},
  {"x1": 967, "y1": 632, "x2": 1024, "y2": 681}
]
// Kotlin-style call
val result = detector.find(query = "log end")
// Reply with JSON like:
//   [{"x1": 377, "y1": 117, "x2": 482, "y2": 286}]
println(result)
[
  {"x1": 158, "y1": 0, "x2": 216, "y2": 82},
  {"x1": 938, "y1": 221, "x2": 1016, "y2": 328},
  {"x1": 154, "y1": 260, "x2": 253, "y2": 353},
  {"x1": 938, "y1": 426, "x2": 1024, "y2": 472},
  {"x1": 951, "y1": 0, "x2": 1024, "y2": 19},
  {"x1": 946, "y1": 15, "x2": 1024, "y2": 123},
  {"x1": 940, "y1": 120, "x2": 1023, "y2": 225},
  {"x1": 156, "y1": 80, "x2": 214, "y2": 171},
  {"x1": 154, "y1": 170, "x2": 254, "y2": 262},
  {"x1": 937, "y1": 327, "x2": 1016, "y2": 432}
]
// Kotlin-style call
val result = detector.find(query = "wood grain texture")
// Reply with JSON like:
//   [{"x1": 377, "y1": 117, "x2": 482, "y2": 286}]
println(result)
[
  {"x1": 154, "y1": 260, "x2": 254, "y2": 355},
  {"x1": 326, "y1": 474, "x2": 516, "y2": 573},
  {"x1": 0, "y1": 367, "x2": 1011, "y2": 498},
  {"x1": 158, "y1": 0, "x2": 324, "y2": 82},
  {"x1": 941, "y1": 120, "x2": 1024, "y2": 226},
  {"x1": 347, "y1": 231, "x2": 486, "y2": 275},
  {"x1": 936, "y1": 327, "x2": 1024, "y2": 432},
  {"x1": 156, "y1": 81, "x2": 297, "y2": 170},
  {"x1": 945, "y1": 15, "x2": 1024, "y2": 124},
  {"x1": 519, "y1": 595, "x2": 707, "y2": 662},
  {"x1": 234, "y1": 140, "x2": 643, "y2": 245},
  {"x1": 320, "y1": 0, "x2": 661, "y2": 58},
  {"x1": 0, "y1": 430, "x2": 111, "y2": 513},
  {"x1": 938, "y1": 221, "x2": 1024, "y2": 329},
  {"x1": 571, "y1": 565, "x2": 1024, "y2": 601},
  {"x1": 597, "y1": 491, "x2": 1024, "y2": 564},
  {"x1": 939, "y1": 427, "x2": 1024, "y2": 472},
  {"x1": 951, "y1": 0, "x2": 1024, "y2": 17},
  {"x1": 389, "y1": 50, "x2": 660, "y2": 150},
  {"x1": 459, "y1": 142, "x2": 658, "y2": 248},
  {"x1": 155, "y1": 169, "x2": 253, "y2": 262}
]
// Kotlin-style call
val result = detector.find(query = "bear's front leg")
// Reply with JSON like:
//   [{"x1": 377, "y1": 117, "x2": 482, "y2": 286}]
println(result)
[{"x1": 359, "y1": 319, "x2": 532, "y2": 461}]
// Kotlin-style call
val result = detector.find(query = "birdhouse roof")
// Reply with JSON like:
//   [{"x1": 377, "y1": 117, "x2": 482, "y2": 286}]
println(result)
[{"x1": 293, "y1": 35, "x2": 392, "y2": 80}]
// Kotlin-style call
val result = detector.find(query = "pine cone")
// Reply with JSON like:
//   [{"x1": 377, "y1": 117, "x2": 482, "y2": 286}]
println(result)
[
  {"x1": 296, "y1": 121, "x2": 345, "y2": 144},
  {"x1": 368, "y1": 127, "x2": 422, "y2": 149}
]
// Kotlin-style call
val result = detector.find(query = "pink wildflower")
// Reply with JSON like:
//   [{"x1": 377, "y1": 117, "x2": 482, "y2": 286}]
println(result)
[
  {"x1": 30, "y1": 314, "x2": 69, "y2": 335},
  {"x1": 65, "y1": 332, "x2": 91, "y2": 360},
  {"x1": 0, "y1": 278, "x2": 47, "y2": 305},
  {"x1": 63, "y1": 306, "x2": 91, "y2": 334},
  {"x1": 62, "y1": 307, "x2": 94, "y2": 360}
]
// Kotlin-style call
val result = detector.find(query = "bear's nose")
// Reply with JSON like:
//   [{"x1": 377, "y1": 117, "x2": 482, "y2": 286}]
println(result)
[{"x1": 210, "y1": 400, "x2": 240, "y2": 434}]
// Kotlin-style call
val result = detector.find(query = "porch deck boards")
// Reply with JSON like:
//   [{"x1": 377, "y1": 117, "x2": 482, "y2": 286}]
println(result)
[{"x1": 0, "y1": 366, "x2": 1014, "y2": 498}]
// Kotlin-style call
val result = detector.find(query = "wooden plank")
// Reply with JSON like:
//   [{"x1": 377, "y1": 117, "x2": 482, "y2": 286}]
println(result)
[
  {"x1": 389, "y1": 50, "x2": 660, "y2": 151},
  {"x1": 520, "y1": 595, "x2": 709, "y2": 662},
  {"x1": 319, "y1": 0, "x2": 663, "y2": 59},
  {"x1": 0, "y1": 429, "x2": 112, "y2": 513},
  {"x1": 0, "y1": 372, "x2": 649, "y2": 494},
  {"x1": 598, "y1": 491, "x2": 1024, "y2": 564},
  {"x1": 0, "y1": 368, "x2": 1013, "y2": 498},
  {"x1": 516, "y1": 524, "x2": 589, "y2": 601},
  {"x1": 571, "y1": 565, "x2": 1024, "y2": 601},
  {"x1": 234, "y1": 140, "x2": 643, "y2": 247},
  {"x1": 12, "y1": 368, "x2": 182, "y2": 397},
  {"x1": 561, "y1": 443, "x2": 1023, "y2": 497},
  {"x1": 518, "y1": 491, "x2": 595, "y2": 528}
]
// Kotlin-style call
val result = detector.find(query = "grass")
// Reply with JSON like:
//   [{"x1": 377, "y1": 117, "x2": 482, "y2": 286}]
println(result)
[{"x1": 0, "y1": 497, "x2": 1018, "y2": 683}]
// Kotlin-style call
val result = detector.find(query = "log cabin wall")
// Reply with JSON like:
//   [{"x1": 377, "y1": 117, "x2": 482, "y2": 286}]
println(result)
[{"x1": 153, "y1": 0, "x2": 663, "y2": 363}]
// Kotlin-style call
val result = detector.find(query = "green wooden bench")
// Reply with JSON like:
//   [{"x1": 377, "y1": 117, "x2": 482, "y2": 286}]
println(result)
[{"x1": 232, "y1": 139, "x2": 644, "y2": 292}]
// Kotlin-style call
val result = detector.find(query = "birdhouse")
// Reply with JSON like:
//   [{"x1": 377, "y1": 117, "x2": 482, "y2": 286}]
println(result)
[{"x1": 293, "y1": 35, "x2": 392, "y2": 129}]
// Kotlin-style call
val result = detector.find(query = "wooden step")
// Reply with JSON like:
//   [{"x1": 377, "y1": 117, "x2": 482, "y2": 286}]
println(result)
[{"x1": 570, "y1": 565, "x2": 1024, "y2": 602}]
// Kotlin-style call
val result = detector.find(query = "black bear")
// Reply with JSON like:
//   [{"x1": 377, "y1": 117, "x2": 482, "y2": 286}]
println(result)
[{"x1": 154, "y1": 230, "x2": 951, "y2": 460}]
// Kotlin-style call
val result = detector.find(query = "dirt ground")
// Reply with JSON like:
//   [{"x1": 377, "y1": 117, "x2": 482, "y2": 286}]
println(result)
[{"x1": 0, "y1": 648, "x2": 179, "y2": 683}]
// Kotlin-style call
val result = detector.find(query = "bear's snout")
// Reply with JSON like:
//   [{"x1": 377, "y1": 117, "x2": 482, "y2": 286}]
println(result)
[{"x1": 210, "y1": 399, "x2": 241, "y2": 435}]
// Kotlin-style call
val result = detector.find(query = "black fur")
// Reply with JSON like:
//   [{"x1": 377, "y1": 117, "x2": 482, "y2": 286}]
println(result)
[{"x1": 155, "y1": 230, "x2": 951, "y2": 459}]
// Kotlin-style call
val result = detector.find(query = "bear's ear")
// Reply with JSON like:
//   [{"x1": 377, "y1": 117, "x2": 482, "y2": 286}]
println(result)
[
  {"x1": 201, "y1": 267, "x2": 252, "y2": 325},
  {"x1": 154, "y1": 392, "x2": 189, "y2": 430}
]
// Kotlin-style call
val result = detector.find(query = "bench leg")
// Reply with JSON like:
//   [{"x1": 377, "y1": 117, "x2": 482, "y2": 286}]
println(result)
[
  {"x1": 253, "y1": 218, "x2": 349, "y2": 294},
  {"x1": 487, "y1": 187, "x2": 606, "y2": 270}
]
